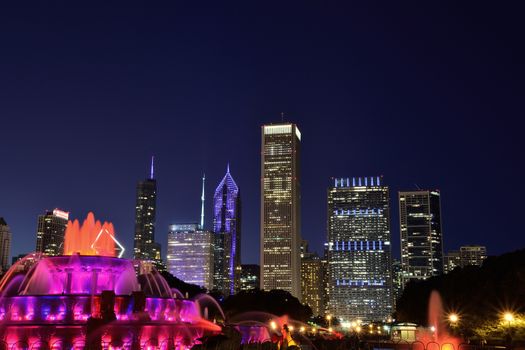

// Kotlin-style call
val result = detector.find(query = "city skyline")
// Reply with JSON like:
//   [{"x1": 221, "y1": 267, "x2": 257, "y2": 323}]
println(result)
[
  {"x1": 0, "y1": 139, "x2": 515, "y2": 265},
  {"x1": 1, "y1": 2, "x2": 523, "y2": 266}
]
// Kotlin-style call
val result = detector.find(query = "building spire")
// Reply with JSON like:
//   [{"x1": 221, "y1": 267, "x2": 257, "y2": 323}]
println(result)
[
  {"x1": 227, "y1": 162, "x2": 230, "y2": 174},
  {"x1": 200, "y1": 173, "x2": 205, "y2": 229},
  {"x1": 150, "y1": 155, "x2": 155, "y2": 179}
]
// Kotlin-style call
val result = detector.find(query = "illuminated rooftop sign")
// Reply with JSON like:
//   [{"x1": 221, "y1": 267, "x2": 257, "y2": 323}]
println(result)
[{"x1": 52, "y1": 209, "x2": 69, "y2": 220}]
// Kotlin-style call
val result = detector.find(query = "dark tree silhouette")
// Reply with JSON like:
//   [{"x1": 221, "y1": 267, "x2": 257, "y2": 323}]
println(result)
[
  {"x1": 160, "y1": 271, "x2": 207, "y2": 298},
  {"x1": 395, "y1": 249, "x2": 525, "y2": 340},
  {"x1": 223, "y1": 289, "x2": 313, "y2": 322}
]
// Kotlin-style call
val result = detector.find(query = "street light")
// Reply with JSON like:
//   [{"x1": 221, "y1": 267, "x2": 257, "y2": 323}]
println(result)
[
  {"x1": 502, "y1": 312, "x2": 515, "y2": 347},
  {"x1": 326, "y1": 314, "x2": 332, "y2": 329},
  {"x1": 504, "y1": 312, "x2": 514, "y2": 324},
  {"x1": 448, "y1": 313, "x2": 459, "y2": 324},
  {"x1": 270, "y1": 321, "x2": 277, "y2": 330}
]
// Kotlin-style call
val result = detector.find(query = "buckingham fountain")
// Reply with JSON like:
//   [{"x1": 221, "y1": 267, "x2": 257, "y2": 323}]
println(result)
[{"x1": 0, "y1": 213, "x2": 221, "y2": 349}]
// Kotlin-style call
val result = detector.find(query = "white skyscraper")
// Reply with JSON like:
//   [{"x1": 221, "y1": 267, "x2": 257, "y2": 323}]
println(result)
[{"x1": 260, "y1": 123, "x2": 301, "y2": 298}]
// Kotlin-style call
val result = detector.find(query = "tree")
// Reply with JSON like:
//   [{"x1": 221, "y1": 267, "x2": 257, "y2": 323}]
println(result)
[
  {"x1": 222, "y1": 289, "x2": 313, "y2": 322},
  {"x1": 395, "y1": 249, "x2": 525, "y2": 341},
  {"x1": 160, "y1": 271, "x2": 207, "y2": 298}
]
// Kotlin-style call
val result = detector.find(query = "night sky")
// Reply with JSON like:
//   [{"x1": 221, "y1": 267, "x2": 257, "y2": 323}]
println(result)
[{"x1": 0, "y1": 2, "x2": 523, "y2": 264}]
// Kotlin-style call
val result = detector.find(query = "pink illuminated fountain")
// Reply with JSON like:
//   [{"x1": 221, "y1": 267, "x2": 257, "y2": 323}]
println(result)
[
  {"x1": 416, "y1": 290, "x2": 461, "y2": 350},
  {"x1": 0, "y1": 213, "x2": 221, "y2": 350}
]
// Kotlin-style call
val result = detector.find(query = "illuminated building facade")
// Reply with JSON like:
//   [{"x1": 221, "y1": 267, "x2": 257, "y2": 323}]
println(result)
[
  {"x1": 167, "y1": 223, "x2": 214, "y2": 289},
  {"x1": 301, "y1": 251, "x2": 324, "y2": 316},
  {"x1": 240, "y1": 264, "x2": 260, "y2": 291},
  {"x1": 327, "y1": 176, "x2": 393, "y2": 322},
  {"x1": 260, "y1": 123, "x2": 301, "y2": 298},
  {"x1": 399, "y1": 190, "x2": 443, "y2": 283},
  {"x1": 212, "y1": 165, "x2": 241, "y2": 296},
  {"x1": 443, "y1": 250, "x2": 461, "y2": 273},
  {"x1": 391, "y1": 259, "x2": 403, "y2": 305},
  {"x1": 133, "y1": 157, "x2": 162, "y2": 265},
  {"x1": 36, "y1": 209, "x2": 69, "y2": 256},
  {"x1": 459, "y1": 245, "x2": 487, "y2": 267},
  {"x1": 0, "y1": 217, "x2": 11, "y2": 273}
]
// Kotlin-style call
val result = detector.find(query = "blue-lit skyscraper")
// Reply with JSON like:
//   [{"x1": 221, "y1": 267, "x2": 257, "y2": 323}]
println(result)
[
  {"x1": 327, "y1": 176, "x2": 393, "y2": 322},
  {"x1": 213, "y1": 164, "x2": 241, "y2": 296}
]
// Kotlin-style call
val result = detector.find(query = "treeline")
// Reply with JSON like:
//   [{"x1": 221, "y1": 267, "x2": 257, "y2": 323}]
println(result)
[{"x1": 395, "y1": 249, "x2": 525, "y2": 339}]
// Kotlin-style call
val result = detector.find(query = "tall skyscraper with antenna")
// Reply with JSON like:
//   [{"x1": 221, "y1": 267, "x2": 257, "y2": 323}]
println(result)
[
  {"x1": 260, "y1": 123, "x2": 302, "y2": 299},
  {"x1": 212, "y1": 164, "x2": 241, "y2": 296},
  {"x1": 133, "y1": 156, "x2": 161, "y2": 263}
]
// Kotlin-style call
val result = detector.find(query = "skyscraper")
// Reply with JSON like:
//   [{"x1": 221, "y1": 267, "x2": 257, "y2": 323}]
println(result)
[
  {"x1": 133, "y1": 157, "x2": 160, "y2": 262},
  {"x1": 301, "y1": 251, "x2": 324, "y2": 316},
  {"x1": 260, "y1": 123, "x2": 301, "y2": 298},
  {"x1": 212, "y1": 165, "x2": 241, "y2": 296},
  {"x1": 327, "y1": 176, "x2": 393, "y2": 322},
  {"x1": 459, "y1": 245, "x2": 487, "y2": 267},
  {"x1": 239, "y1": 264, "x2": 260, "y2": 291},
  {"x1": 391, "y1": 259, "x2": 403, "y2": 305},
  {"x1": 0, "y1": 217, "x2": 12, "y2": 273},
  {"x1": 167, "y1": 223, "x2": 214, "y2": 289},
  {"x1": 443, "y1": 246, "x2": 487, "y2": 273},
  {"x1": 36, "y1": 209, "x2": 69, "y2": 256},
  {"x1": 399, "y1": 190, "x2": 443, "y2": 284},
  {"x1": 443, "y1": 250, "x2": 461, "y2": 273}
]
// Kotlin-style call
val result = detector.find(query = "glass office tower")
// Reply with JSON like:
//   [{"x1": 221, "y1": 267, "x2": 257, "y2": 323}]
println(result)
[{"x1": 327, "y1": 176, "x2": 392, "y2": 322}]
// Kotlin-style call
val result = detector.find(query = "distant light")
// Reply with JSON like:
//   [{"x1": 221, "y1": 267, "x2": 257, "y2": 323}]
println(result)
[
  {"x1": 430, "y1": 326, "x2": 436, "y2": 332},
  {"x1": 270, "y1": 321, "x2": 277, "y2": 330}
]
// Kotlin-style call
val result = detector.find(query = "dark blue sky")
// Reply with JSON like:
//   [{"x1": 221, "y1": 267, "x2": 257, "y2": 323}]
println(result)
[{"x1": 0, "y1": 2, "x2": 523, "y2": 264}]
